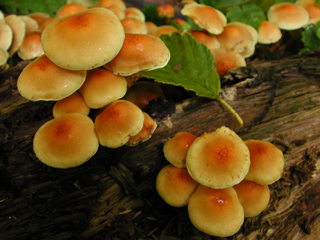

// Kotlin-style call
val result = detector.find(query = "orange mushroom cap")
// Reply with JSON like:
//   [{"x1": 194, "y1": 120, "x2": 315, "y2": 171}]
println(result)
[
  {"x1": 55, "y1": 2, "x2": 88, "y2": 19},
  {"x1": 41, "y1": 8, "x2": 125, "y2": 71},
  {"x1": 17, "y1": 55, "x2": 87, "y2": 101},
  {"x1": 163, "y1": 132, "x2": 197, "y2": 168},
  {"x1": 17, "y1": 32, "x2": 44, "y2": 60},
  {"x1": 94, "y1": 99, "x2": 144, "y2": 148},
  {"x1": 33, "y1": 113, "x2": 99, "y2": 168},
  {"x1": 186, "y1": 126, "x2": 250, "y2": 189},
  {"x1": 233, "y1": 180, "x2": 270, "y2": 217},
  {"x1": 296, "y1": 0, "x2": 320, "y2": 25},
  {"x1": 244, "y1": 139, "x2": 284, "y2": 185},
  {"x1": 258, "y1": 20, "x2": 282, "y2": 44},
  {"x1": 188, "y1": 185, "x2": 244, "y2": 237},
  {"x1": 156, "y1": 164, "x2": 199, "y2": 207}
]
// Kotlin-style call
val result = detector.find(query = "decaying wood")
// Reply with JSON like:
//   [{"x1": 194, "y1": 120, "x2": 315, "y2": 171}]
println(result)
[{"x1": 0, "y1": 51, "x2": 320, "y2": 240}]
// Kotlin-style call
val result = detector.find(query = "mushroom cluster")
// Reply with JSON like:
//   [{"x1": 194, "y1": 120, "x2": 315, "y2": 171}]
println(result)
[
  {"x1": 156, "y1": 126, "x2": 284, "y2": 237},
  {"x1": 15, "y1": 0, "x2": 172, "y2": 168}
]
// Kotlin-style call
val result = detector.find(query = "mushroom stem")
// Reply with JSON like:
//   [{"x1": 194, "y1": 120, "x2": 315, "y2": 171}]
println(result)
[{"x1": 216, "y1": 96, "x2": 244, "y2": 127}]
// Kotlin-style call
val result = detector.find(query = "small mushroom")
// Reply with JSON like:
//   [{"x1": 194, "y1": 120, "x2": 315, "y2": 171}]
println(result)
[
  {"x1": 296, "y1": 0, "x2": 320, "y2": 25},
  {"x1": 163, "y1": 132, "x2": 197, "y2": 168},
  {"x1": 96, "y1": 0, "x2": 127, "y2": 12},
  {"x1": 0, "y1": 19, "x2": 13, "y2": 51},
  {"x1": 157, "y1": 4, "x2": 175, "y2": 19},
  {"x1": 233, "y1": 180, "x2": 270, "y2": 217},
  {"x1": 124, "y1": 7, "x2": 145, "y2": 22},
  {"x1": 33, "y1": 113, "x2": 99, "y2": 168},
  {"x1": 41, "y1": 8, "x2": 125, "y2": 71},
  {"x1": 94, "y1": 99, "x2": 144, "y2": 148},
  {"x1": 244, "y1": 139, "x2": 284, "y2": 185},
  {"x1": 186, "y1": 126, "x2": 250, "y2": 189},
  {"x1": 258, "y1": 20, "x2": 282, "y2": 44},
  {"x1": 186, "y1": 30, "x2": 220, "y2": 50},
  {"x1": 267, "y1": 2, "x2": 309, "y2": 30},
  {"x1": 104, "y1": 33, "x2": 170, "y2": 76},
  {"x1": 19, "y1": 15, "x2": 39, "y2": 35},
  {"x1": 156, "y1": 164, "x2": 198, "y2": 207},
  {"x1": 79, "y1": 68, "x2": 127, "y2": 109},
  {"x1": 181, "y1": 3, "x2": 227, "y2": 35},
  {"x1": 17, "y1": 32, "x2": 44, "y2": 60},
  {"x1": 28, "y1": 12, "x2": 50, "y2": 25},
  {"x1": 55, "y1": 2, "x2": 88, "y2": 19},
  {"x1": 120, "y1": 17, "x2": 148, "y2": 34},
  {"x1": 17, "y1": 55, "x2": 87, "y2": 101},
  {"x1": 188, "y1": 185, "x2": 244, "y2": 237},
  {"x1": 126, "y1": 112, "x2": 157, "y2": 146},
  {"x1": 52, "y1": 92, "x2": 90, "y2": 118},
  {"x1": 5, "y1": 14, "x2": 26, "y2": 56},
  {"x1": 149, "y1": 25, "x2": 181, "y2": 38}
]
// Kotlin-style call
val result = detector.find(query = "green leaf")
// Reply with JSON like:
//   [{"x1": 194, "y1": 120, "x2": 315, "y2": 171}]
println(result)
[
  {"x1": 226, "y1": 3, "x2": 266, "y2": 30},
  {"x1": 199, "y1": 0, "x2": 249, "y2": 9},
  {"x1": 142, "y1": 32, "x2": 244, "y2": 126},
  {"x1": 300, "y1": 22, "x2": 320, "y2": 53},
  {"x1": 0, "y1": 0, "x2": 66, "y2": 16},
  {"x1": 142, "y1": 32, "x2": 220, "y2": 99},
  {"x1": 142, "y1": 4, "x2": 166, "y2": 26}
]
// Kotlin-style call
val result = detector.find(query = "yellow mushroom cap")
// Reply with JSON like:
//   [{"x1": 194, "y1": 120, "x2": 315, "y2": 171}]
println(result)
[
  {"x1": 5, "y1": 14, "x2": 26, "y2": 56},
  {"x1": 0, "y1": 19, "x2": 13, "y2": 51},
  {"x1": 17, "y1": 55, "x2": 87, "y2": 101},
  {"x1": 94, "y1": 99, "x2": 144, "y2": 148},
  {"x1": 181, "y1": 3, "x2": 227, "y2": 35},
  {"x1": 79, "y1": 68, "x2": 127, "y2": 109},
  {"x1": 188, "y1": 185, "x2": 244, "y2": 237},
  {"x1": 41, "y1": 8, "x2": 125, "y2": 71},
  {"x1": 186, "y1": 30, "x2": 220, "y2": 50},
  {"x1": 267, "y1": 2, "x2": 309, "y2": 30},
  {"x1": 244, "y1": 139, "x2": 284, "y2": 185},
  {"x1": 97, "y1": 0, "x2": 127, "y2": 12},
  {"x1": 19, "y1": 15, "x2": 39, "y2": 35},
  {"x1": 17, "y1": 32, "x2": 44, "y2": 60},
  {"x1": 55, "y1": 2, "x2": 88, "y2": 19},
  {"x1": 149, "y1": 25, "x2": 181, "y2": 38},
  {"x1": 121, "y1": 17, "x2": 148, "y2": 34},
  {"x1": 156, "y1": 164, "x2": 199, "y2": 207},
  {"x1": 296, "y1": 0, "x2": 320, "y2": 25},
  {"x1": 126, "y1": 112, "x2": 157, "y2": 146},
  {"x1": 28, "y1": 12, "x2": 50, "y2": 25},
  {"x1": 186, "y1": 126, "x2": 250, "y2": 189},
  {"x1": 233, "y1": 180, "x2": 270, "y2": 217},
  {"x1": 38, "y1": 17, "x2": 55, "y2": 32},
  {"x1": 33, "y1": 113, "x2": 99, "y2": 168},
  {"x1": 258, "y1": 20, "x2": 282, "y2": 44},
  {"x1": 163, "y1": 132, "x2": 197, "y2": 168},
  {"x1": 52, "y1": 92, "x2": 90, "y2": 118},
  {"x1": 124, "y1": 7, "x2": 145, "y2": 22},
  {"x1": 0, "y1": 48, "x2": 9, "y2": 66},
  {"x1": 104, "y1": 33, "x2": 170, "y2": 76}
]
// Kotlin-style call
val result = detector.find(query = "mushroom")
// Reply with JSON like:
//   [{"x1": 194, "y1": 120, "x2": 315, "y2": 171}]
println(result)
[
  {"x1": 78, "y1": 68, "x2": 127, "y2": 109},
  {"x1": 267, "y1": 2, "x2": 309, "y2": 30},
  {"x1": 0, "y1": 48, "x2": 9, "y2": 66},
  {"x1": 17, "y1": 32, "x2": 44, "y2": 60},
  {"x1": 0, "y1": 19, "x2": 13, "y2": 51},
  {"x1": 244, "y1": 139, "x2": 284, "y2": 185},
  {"x1": 126, "y1": 112, "x2": 157, "y2": 146},
  {"x1": 104, "y1": 33, "x2": 170, "y2": 76},
  {"x1": 296, "y1": 0, "x2": 320, "y2": 25},
  {"x1": 33, "y1": 113, "x2": 99, "y2": 168},
  {"x1": 17, "y1": 55, "x2": 87, "y2": 101},
  {"x1": 186, "y1": 30, "x2": 220, "y2": 50},
  {"x1": 41, "y1": 8, "x2": 125, "y2": 71},
  {"x1": 124, "y1": 7, "x2": 145, "y2": 22},
  {"x1": 233, "y1": 180, "x2": 270, "y2": 217},
  {"x1": 156, "y1": 164, "x2": 198, "y2": 207},
  {"x1": 5, "y1": 14, "x2": 26, "y2": 56},
  {"x1": 181, "y1": 3, "x2": 227, "y2": 35},
  {"x1": 94, "y1": 99, "x2": 144, "y2": 148},
  {"x1": 145, "y1": 21, "x2": 158, "y2": 34},
  {"x1": 186, "y1": 126, "x2": 250, "y2": 189},
  {"x1": 38, "y1": 17, "x2": 54, "y2": 32},
  {"x1": 96, "y1": 0, "x2": 127, "y2": 12},
  {"x1": 188, "y1": 185, "x2": 244, "y2": 237},
  {"x1": 120, "y1": 17, "x2": 148, "y2": 34},
  {"x1": 163, "y1": 131, "x2": 197, "y2": 168},
  {"x1": 28, "y1": 12, "x2": 50, "y2": 25},
  {"x1": 210, "y1": 48, "x2": 246, "y2": 77},
  {"x1": 258, "y1": 20, "x2": 282, "y2": 44},
  {"x1": 157, "y1": 4, "x2": 175, "y2": 19},
  {"x1": 52, "y1": 92, "x2": 90, "y2": 118},
  {"x1": 19, "y1": 15, "x2": 39, "y2": 35},
  {"x1": 55, "y1": 2, "x2": 88, "y2": 19},
  {"x1": 123, "y1": 81, "x2": 164, "y2": 111},
  {"x1": 149, "y1": 25, "x2": 181, "y2": 38}
]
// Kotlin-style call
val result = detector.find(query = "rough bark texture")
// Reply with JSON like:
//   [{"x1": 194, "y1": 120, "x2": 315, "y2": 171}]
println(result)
[{"x1": 0, "y1": 50, "x2": 320, "y2": 240}]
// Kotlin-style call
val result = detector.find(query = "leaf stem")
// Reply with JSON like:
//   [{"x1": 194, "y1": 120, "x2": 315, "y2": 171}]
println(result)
[{"x1": 216, "y1": 97, "x2": 244, "y2": 127}]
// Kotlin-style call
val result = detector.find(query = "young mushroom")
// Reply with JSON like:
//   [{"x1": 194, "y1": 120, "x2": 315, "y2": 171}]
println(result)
[
  {"x1": 17, "y1": 32, "x2": 44, "y2": 60},
  {"x1": 33, "y1": 113, "x2": 99, "y2": 168},
  {"x1": 78, "y1": 68, "x2": 127, "y2": 109},
  {"x1": 163, "y1": 131, "x2": 197, "y2": 168},
  {"x1": 17, "y1": 55, "x2": 87, "y2": 101},
  {"x1": 55, "y1": 2, "x2": 88, "y2": 19},
  {"x1": 41, "y1": 8, "x2": 125, "y2": 71},
  {"x1": 244, "y1": 139, "x2": 284, "y2": 185},
  {"x1": 233, "y1": 180, "x2": 270, "y2": 217},
  {"x1": 258, "y1": 20, "x2": 282, "y2": 45},
  {"x1": 156, "y1": 164, "x2": 199, "y2": 207},
  {"x1": 5, "y1": 14, "x2": 26, "y2": 56},
  {"x1": 186, "y1": 126, "x2": 250, "y2": 189},
  {"x1": 52, "y1": 92, "x2": 90, "y2": 118},
  {"x1": 188, "y1": 185, "x2": 244, "y2": 237},
  {"x1": 94, "y1": 99, "x2": 144, "y2": 148}
]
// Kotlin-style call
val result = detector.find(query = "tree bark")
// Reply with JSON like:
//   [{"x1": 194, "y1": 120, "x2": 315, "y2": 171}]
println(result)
[{"x1": 0, "y1": 51, "x2": 319, "y2": 240}]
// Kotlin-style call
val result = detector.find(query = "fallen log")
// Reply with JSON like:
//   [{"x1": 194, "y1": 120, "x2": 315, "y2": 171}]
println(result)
[{"x1": 0, "y1": 51, "x2": 319, "y2": 240}]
